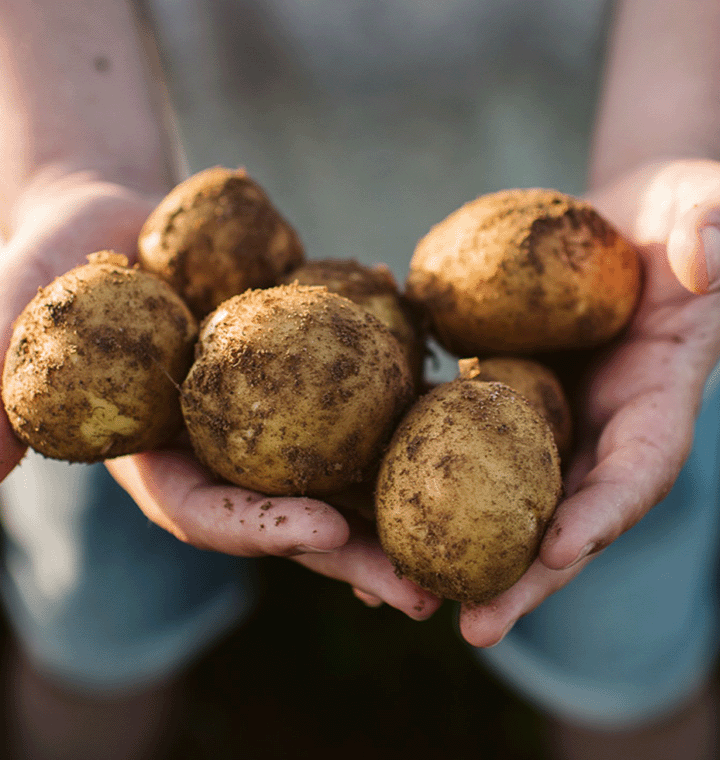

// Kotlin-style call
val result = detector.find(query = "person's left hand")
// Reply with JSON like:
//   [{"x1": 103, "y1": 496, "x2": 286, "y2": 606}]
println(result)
[{"x1": 459, "y1": 158, "x2": 720, "y2": 646}]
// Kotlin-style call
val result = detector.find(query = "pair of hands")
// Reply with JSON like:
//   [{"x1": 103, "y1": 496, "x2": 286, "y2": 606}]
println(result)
[{"x1": 2, "y1": 160, "x2": 720, "y2": 646}]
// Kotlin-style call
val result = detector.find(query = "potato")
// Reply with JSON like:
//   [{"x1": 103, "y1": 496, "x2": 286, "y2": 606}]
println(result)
[
  {"x1": 181, "y1": 283, "x2": 414, "y2": 496},
  {"x1": 2, "y1": 252, "x2": 198, "y2": 462},
  {"x1": 376, "y1": 376, "x2": 562, "y2": 604},
  {"x1": 138, "y1": 166, "x2": 305, "y2": 319},
  {"x1": 458, "y1": 356, "x2": 572, "y2": 456},
  {"x1": 406, "y1": 188, "x2": 642, "y2": 354},
  {"x1": 280, "y1": 258, "x2": 426, "y2": 389},
  {"x1": 324, "y1": 478, "x2": 377, "y2": 522}
]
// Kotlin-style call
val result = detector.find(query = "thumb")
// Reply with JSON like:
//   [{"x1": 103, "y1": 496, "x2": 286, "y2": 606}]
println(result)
[
  {"x1": 667, "y1": 203, "x2": 720, "y2": 294},
  {"x1": 589, "y1": 159, "x2": 720, "y2": 295}
]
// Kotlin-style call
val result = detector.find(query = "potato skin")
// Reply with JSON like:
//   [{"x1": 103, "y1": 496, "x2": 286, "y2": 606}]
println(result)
[
  {"x1": 376, "y1": 379, "x2": 562, "y2": 604},
  {"x1": 138, "y1": 166, "x2": 305, "y2": 319},
  {"x1": 281, "y1": 258, "x2": 426, "y2": 389},
  {"x1": 458, "y1": 356, "x2": 573, "y2": 456},
  {"x1": 181, "y1": 284, "x2": 414, "y2": 496},
  {"x1": 2, "y1": 253, "x2": 198, "y2": 462},
  {"x1": 406, "y1": 188, "x2": 641, "y2": 354}
]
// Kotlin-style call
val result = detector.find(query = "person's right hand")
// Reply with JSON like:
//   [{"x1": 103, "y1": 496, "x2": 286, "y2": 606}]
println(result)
[
  {"x1": 0, "y1": 173, "x2": 442, "y2": 621},
  {"x1": 459, "y1": 158, "x2": 720, "y2": 647}
]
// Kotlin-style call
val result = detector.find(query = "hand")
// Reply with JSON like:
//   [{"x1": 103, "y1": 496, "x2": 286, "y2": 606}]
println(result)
[
  {"x1": 459, "y1": 159, "x2": 720, "y2": 646},
  {"x1": 0, "y1": 174, "x2": 441, "y2": 621}
]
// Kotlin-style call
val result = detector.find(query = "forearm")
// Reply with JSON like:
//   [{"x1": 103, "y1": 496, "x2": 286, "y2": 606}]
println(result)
[
  {"x1": 0, "y1": 0, "x2": 172, "y2": 232},
  {"x1": 590, "y1": 0, "x2": 720, "y2": 188}
]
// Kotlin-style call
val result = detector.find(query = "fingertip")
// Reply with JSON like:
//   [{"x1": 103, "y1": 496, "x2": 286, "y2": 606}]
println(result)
[
  {"x1": 459, "y1": 607, "x2": 513, "y2": 648},
  {"x1": 408, "y1": 592, "x2": 443, "y2": 621},
  {"x1": 539, "y1": 522, "x2": 574, "y2": 570},
  {"x1": 667, "y1": 229, "x2": 703, "y2": 293},
  {"x1": 537, "y1": 518, "x2": 573, "y2": 570},
  {"x1": 540, "y1": 538, "x2": 597, "y2": 571},
  {"x1": 667, "y1": 213, "x2": 720, "y2": 294},
  {"x1": 0, "y1": 441, "x2": 26, "y2": 484},
  {"x1": 539, "y1": 503, "x2": 602, "y2": 571},
  {"x1": 389, "y1": 577, "x2": 442, "y2": 621},
  {"x1": 284, "y1": 496, "x2": 351, "y2": 551},
  {"x1": 699, "y1": 225, "x2": 720, "y2": 292},
  {"x1": 0, "y1": 416, "x2": 27, "y2": 483}
]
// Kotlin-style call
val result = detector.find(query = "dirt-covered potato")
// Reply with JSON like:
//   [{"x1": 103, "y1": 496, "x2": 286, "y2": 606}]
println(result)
[
  {"x1": 138, "y1": 166, "x2": 305, "y2": 319},
  {"x1": 2, "y1": 252, "x2": 198, "y2": 462},
  {"x1": 458, "y1": 356, "x2": 572, "y2": 456},
  {"x1": 280, "y1": 258, "x2": 426, "y2": 389},
  {"x1": 324, "y1": 478, "x2": 377, "y2": 522},
  {"x1": 376, "y1": 377, "x2": 562, "y2": 604},
  {"x1": 181, "y1": 283, "x2": 414, "y2": 496},
  {"x1": 406, "y1": 188, "x2": 642, "y2": 354}
]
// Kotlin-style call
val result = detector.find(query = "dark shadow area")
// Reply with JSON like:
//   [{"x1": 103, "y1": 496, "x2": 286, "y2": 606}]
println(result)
[{"x1": 170, "y1": 557, "x2": 548, "y2": 759}]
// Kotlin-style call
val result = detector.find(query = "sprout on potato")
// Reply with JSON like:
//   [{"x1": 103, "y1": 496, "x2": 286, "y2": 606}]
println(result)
[
  {"x1": 2, "y1": 252, "x2": 198, "y2": 462},
  {"x1": 458, "y1": 356, "x2": 573, "y2": 456}
]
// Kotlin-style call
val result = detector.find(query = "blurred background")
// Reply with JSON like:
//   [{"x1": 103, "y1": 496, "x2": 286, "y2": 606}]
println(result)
[
  {"x1": 141, "y1": 0, "x2": 608, "y2": 299},
  {"x1": 163, "y1": 555, "x2": 550, "y2": 759}
]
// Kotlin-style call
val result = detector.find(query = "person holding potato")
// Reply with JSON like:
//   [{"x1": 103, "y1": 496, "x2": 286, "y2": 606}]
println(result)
[{"x1": 1, "y1": 1, "x2": 720, "y2": 758}]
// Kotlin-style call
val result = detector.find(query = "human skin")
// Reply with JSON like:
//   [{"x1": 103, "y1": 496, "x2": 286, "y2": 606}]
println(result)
[{"x1": 351, "y1": 0, "x2": 720, "y2": 636}]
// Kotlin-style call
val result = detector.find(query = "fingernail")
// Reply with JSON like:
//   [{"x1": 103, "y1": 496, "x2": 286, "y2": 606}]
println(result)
[
  {"x1": 353, "y1": 588, "x2": 383, "y2": 608},
  {"x1": 700, "y1": 226, "x2": 720, "y2": 290},
  {"x1": 291, "y1": 544, "x2": 336, "y2": 555},
  {"x1": 563, "y1": 541, "x2": 596, "y2": 570}
]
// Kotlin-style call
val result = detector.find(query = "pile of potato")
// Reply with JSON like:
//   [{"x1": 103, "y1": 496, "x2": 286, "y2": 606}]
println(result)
[{"x1": 1, "y1": 167, "x2": 642, "y2": 605}]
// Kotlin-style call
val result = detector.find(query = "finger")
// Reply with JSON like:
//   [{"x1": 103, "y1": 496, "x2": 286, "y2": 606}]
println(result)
[
  {"x1": 459, "y1": 555, "x2": 593, "y2": 648},
  {"x1": 106, "y1": 449, "x2": 350, "y2": 557},
  {"x1": 0, "y1": 418, "x2": 26, "y2": 483},
  {"x1": 667, "y1": 203, "x2": 720, "y2": 294},
  {"x1": 587, "y1": 159, "x2": 720, "y2": 242},
  {"x1": 294, "y1": 529, "x2": 442, "y2": 620},
  {"x1": 547, "y1": 287, "x2": 720, "y2": 568},
  {"x1": 541, "y1": 380, "x2": 696, "y2": 571},
  {"x1": 588, "y1": 159, "x2": 720, "y2": 295}
]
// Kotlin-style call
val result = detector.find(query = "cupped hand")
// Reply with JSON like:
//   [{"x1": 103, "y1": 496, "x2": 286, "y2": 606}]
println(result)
[
  {"x1": 460, "y1": 158, "x2": 720, "y2": 647},
  {"x1": 0, "y1": 175, "x2": 440, "y2": 621}
]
